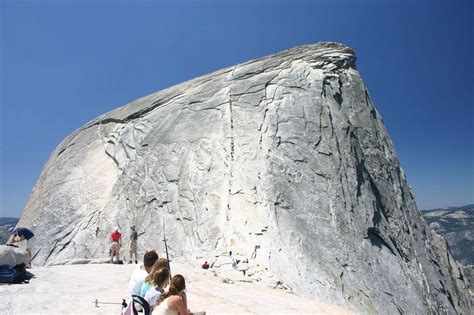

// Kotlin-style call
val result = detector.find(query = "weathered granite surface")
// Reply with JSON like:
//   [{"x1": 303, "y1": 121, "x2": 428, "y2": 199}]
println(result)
[
  {"x1": 423, "y1": 204, "x2": 474, "y2": 265},
  {"x1": 461, "y1": 265, "x2": 474, "y2": 299},
  {"x1": 431, "y1": 232, "x2": 472, "y2": 312},
  {"x1": 19, "y1": 42, "x2": 471, "y2": 314},
  {"x1": 0, "y1": 245, "x2": 30, "y2": 266}
]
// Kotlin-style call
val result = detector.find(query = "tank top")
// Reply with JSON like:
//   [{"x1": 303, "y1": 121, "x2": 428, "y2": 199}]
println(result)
[{"x1": 153, "y1": 297, "x2": 178, "y2": 315}]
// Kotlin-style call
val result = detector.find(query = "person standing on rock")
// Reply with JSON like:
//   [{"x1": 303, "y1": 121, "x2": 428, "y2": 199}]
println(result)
[
  {"x1": 110, "y1": 227, "x2": 122, "y2": 263},
  {"x1": 129, "y1": 225, "x2": 138, "y2": 264},
  {"x1": 7, "y1": 227, "x2": 35, "y2": 264}
]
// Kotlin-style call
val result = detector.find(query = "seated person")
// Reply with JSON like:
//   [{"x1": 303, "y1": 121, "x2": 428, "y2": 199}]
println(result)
[
  {"x1": 154, "y1": 274, "x2": 191, "y2": 315},
  {"x1": 144, "y1": 267, "x2": 170, "y2": 310},
  {"x1": 128, "y1": 249, "x2": 159, "y2": 296},
  {"x1": 140, "y1": 258, "x2": 169, "y2": 297}
]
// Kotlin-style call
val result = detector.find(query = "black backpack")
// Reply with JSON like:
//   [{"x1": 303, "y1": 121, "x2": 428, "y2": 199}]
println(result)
[
  {"x1": 12, "y1": 263, "x2": 33, "y2": 284},
  {"x1": 131, "y1": 295, "x2": 150, "y2": 315}
]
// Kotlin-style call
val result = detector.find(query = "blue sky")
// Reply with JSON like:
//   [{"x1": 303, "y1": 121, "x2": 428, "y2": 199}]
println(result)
[{"x1": 1, "y1": 0, "x2": 472, "y2": 217}]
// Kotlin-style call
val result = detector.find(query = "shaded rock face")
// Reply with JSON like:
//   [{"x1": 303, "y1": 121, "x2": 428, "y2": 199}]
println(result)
[
  {"x1": 20, "y1": 43, "x2": 471, "y2": 314},
  {"x1": 423, "y1": 204, "x2": 474, "y2": 265}
]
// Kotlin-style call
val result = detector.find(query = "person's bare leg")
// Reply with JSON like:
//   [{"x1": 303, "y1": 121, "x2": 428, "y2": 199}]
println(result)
[{"x1": 26, "y1": 248, "x2": 32, "y2": 265}]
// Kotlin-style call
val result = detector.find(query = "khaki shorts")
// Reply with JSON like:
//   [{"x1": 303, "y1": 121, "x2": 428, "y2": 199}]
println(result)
[
  {"x1": 130, "y1": 240, "x2": 137, "y2": 254},
  {"x1": 111, "y1": 242, "x2": 121, "y2": 255}
]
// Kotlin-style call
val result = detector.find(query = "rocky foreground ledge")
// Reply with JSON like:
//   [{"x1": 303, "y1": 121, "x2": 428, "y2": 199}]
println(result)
[{"x1": 1, "y1": 262, "x2": 353, "y2": 314}]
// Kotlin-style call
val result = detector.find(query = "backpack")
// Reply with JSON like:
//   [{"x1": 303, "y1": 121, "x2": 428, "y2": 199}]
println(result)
[
  {"x1": 12, "y1": 263, "x2": 33, "y2": 284},
  {"x1": 0, "y1": 265, "x2": 16, "y2": 283},
  {"x1": 122, "y1": 295, "x2": 150, "y2": 315}
]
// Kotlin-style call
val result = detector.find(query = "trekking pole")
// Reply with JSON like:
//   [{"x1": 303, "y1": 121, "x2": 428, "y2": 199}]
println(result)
[
  {"x1": 160, "y1": 202, "x2": 172, "y2": 278},
  {"x1": 93, "y1": 298, "x2": 127, "y2": 307},
  {"x1": 163, "y1": 236, "x2": 171, "y2": 277}
]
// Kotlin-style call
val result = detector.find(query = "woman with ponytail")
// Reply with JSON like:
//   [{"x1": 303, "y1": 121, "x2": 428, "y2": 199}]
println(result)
[
  {"x1": 143, "y1": 267, "x2": 170, "y2": 310},
  {"x1": 141, "y1": 258, "x2": 169, "y2": 297},
  {"x1": 153, "y1": 274, "x2": 191, "y2": 315}
]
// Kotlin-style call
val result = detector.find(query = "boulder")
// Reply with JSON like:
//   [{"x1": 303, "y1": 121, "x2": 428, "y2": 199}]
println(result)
[{"x1": 0, "y1": 245, "x2": 30, "y2": 266}]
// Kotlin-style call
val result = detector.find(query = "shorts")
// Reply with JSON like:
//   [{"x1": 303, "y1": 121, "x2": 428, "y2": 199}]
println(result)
[
  {"x1": 26, "y1": 236, "x2": 35, "y2": 249},
  {"x1": 111, "y1": 242, "x2": 121, "y2": 255},
  {"x1": 130, "y1": 240, "x2": 137, "y2": 254}
]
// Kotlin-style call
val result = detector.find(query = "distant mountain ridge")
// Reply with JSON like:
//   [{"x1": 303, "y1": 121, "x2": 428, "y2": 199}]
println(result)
[
  {"x1": 422, "y1": 204, "x2": 474, "y2": 265},
  {"x1": 423, "y1": 204, "x2": 474, "y2": 212},
  {"x1": 0, "y1": 217, "x2": 19, "y2": 244},
  {"x1": 0, "y1": 217, "x2": 19, "y2": 225}
]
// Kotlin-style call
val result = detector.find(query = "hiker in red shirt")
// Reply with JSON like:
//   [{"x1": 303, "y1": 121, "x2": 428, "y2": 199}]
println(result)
[{"x1": 110, "y1": 227, "x2": 122, "y2": 263}]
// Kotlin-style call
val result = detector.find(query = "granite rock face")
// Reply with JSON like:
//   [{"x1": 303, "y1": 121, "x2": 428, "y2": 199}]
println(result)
[
  {"x1": 19, "y1": 43, "x2": 471, "y2": 314},
  {"x1": 430, "y1": 232, "x2": 472, "y2": 312},
  {"x1": 461, "y1": 265, "x2": 474, "y2": 298},
  {"x1": 423, "y1": 204, "x2": 474, "y2": 265}
]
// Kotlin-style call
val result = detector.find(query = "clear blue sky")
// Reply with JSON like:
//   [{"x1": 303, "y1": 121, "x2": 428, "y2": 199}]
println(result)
[{"x1": 1, "y1": 0, "x2": 472, "y2": 217}]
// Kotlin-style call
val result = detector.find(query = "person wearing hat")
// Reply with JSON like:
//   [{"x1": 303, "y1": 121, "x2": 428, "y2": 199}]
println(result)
[
  {"x1": 8, "y1": 226, "x2": 35, "y2": 263},
  {"x1": 110, "y1": 227, "x2": 122, "y2": 263},
  {"x1": 129, "y1": 225, "x2": 139, "y2": 264}
]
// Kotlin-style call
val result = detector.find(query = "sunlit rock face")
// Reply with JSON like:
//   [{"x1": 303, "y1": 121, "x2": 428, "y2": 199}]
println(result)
[{"x1": 20, "y1": 42, "x2": 471, "y2": 314}]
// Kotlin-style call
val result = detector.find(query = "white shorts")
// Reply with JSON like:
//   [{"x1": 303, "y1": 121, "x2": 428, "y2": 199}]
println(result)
[{"x1": 26, "y1": 236, "x2": 35, "y2": 249}]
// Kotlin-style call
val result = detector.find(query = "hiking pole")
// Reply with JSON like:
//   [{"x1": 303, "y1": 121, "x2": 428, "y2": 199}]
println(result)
[
  {"x1": 93, "y1": 298, "x2": 127, "y2": 308},
  {"x1": 163, "y1": 236, "x2": 171, "y2": 276},
  {"x1": 160, "y1": 202, "x2": 171, "y2": 278}
]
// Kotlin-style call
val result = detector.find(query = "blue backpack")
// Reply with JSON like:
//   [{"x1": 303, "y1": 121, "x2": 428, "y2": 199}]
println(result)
[
  {"x1": 0, "y1": 264, "x2": 33, "y2": 284},
  {"x1": 0, "y1": 265, "x2": 16, "y2": 283}
]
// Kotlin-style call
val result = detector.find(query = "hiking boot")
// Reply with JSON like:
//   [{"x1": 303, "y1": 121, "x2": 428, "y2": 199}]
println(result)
[{"x1": 135, "y1": 260, "x2": 138, "y2": 264}]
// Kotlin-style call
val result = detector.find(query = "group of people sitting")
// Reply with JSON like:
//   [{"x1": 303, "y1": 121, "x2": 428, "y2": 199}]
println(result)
[{"x1": 126, "y1": 249, "x2": 193, "y2": 315}]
